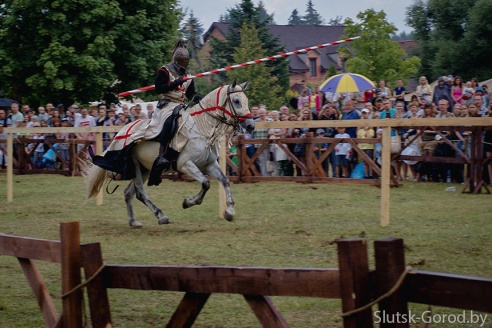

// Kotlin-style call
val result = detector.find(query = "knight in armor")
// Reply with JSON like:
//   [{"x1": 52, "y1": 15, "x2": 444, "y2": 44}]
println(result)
[{"x1": 136, "y1": 40, "x2": 201, "y2": 186}]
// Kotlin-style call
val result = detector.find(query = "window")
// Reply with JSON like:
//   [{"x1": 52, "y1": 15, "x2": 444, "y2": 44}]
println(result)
[{"x1": 309, "y1": 58, "x2": 317, "y2": 77}]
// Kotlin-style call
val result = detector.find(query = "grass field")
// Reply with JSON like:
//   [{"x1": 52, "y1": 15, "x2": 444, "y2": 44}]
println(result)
[{"x1": 0, "y1": 174, "x2": 491, "y2": 327}]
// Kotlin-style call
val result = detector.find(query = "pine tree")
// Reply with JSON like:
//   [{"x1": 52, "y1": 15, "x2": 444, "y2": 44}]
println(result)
[
  {"x1": 302, "y1": 1, "x2": 325, "y2": 25},
  {"x1": 210, "y1": 0, "x2": 289, "y2": 94},
  {"x1": 227, "y1": 23, "x2": 283, "y2": 111},
  {"x1": 181, "y1": 12, "x2": 204, "y2": 62},
  {"x1": 288, "y1": 9, "x2": 305, "y2": 25},
  {"x1": 257, "y1": 1, "x2": 276, "y2": 24}
]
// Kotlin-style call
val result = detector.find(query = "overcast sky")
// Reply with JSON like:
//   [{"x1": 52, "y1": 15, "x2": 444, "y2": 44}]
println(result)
[{"x1": 180, "y1": 0, "x2": 414, "y2": 34}]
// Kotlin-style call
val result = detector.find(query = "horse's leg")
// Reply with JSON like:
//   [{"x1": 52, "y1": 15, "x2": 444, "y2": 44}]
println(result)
[
  {"x1": 124, "y1": 181, "x2": 143, "y2": 228},
  {"x1": 132, "y1": 157, "x2": 171, "y2": 225},
  {"x1": 179, "y1": 161, "x2": 211, "y2": 209},
  {"x1": 205, "y1": 161, "x2": 235, "y2": 221}
]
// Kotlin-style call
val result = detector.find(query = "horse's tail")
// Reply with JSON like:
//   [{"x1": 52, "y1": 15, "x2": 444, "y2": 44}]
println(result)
[{"x1": 82, "y1": 161, "x2": 107, "y2": 199}]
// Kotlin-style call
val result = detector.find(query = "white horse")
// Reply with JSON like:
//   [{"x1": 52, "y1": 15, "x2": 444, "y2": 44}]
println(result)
[{"x1": 84, "y1": 81, "x2": 255, "y2": 227}]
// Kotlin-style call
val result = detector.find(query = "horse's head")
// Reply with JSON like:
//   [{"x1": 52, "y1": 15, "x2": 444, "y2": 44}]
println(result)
[{"x1": 225, "y1": 80, "x2": 255, "y2": 134}]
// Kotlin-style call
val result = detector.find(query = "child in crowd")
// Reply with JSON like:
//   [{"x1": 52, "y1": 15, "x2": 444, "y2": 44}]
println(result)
[
  {"x1": 462, "y1": 81, "x2": 475, "y2": 106},
  {"x1": 334, "y1": 127, "x2": 351, "y2": 178}
]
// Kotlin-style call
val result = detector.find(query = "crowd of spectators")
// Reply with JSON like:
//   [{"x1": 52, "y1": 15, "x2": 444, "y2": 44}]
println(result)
[
  {"x1": 0, "y1": 102, "x2": 153, "y2": 169},
  {"x1": 234, "y1": 76, "x2": 492, "y2": 185}
]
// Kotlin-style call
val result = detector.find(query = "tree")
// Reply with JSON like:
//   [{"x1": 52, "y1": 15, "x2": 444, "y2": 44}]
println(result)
[
  {"x1": 340, "y1": 9, "x2": 421, "y2": 87},
  {"x1": 406, "y1": 0, "x2": 492, "y2": 81},
  {"x1": 181, "y1": 12, "x2": 204, "y2": 62},
  {"x1": 325, "y1": 65, "x2": 338, "y2": 79},
  {"x1": 328, "y1": 16, "x2": 343, "y2": 26},
  {"x1": 288, "y1": 9, "x2": 304, "y2": 25},
  {"x1": 302, "y1": 1, "x2": 325, "y2": 25},
  {"x1": 0, "y1": 0, "x2": 181, "y2": 105},
  {"x1": 257, "y1": 1, "x2": 276, "y2": 24},
  {"x1": 227, "y1": 22, "x2": 283, "y2": 110},
  {"x1": 210, "y1": 0, "x2": 289, "y2": 95}
]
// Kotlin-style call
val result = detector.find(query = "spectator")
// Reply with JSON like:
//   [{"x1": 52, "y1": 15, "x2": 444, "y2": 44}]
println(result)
[
  {"x1": 47, "y1": 109, "x2": 61, "y2": 127},
  {"x1": 462, "y1": 81, "x2": 475, "y2": 106},
  {"x1": 0, "y1": 108, "x2": 11, "y2": 167},
  {"x1": 147, "y1": 103, "x2": 154, "y2": 119},
  {"x1": 29, "y1": 122, "x2": 45, "y2": 167},
  {"x1": 416, "y1": 76, "x2": 432, "y2": 103},
  {"x1": 297, "y1": 89, "x2": 310, "y2": 110},
  {"x1": 393, "y1": 78, "x2": 406, "y2": 103},
  {"x1": 334, "y1": 127, "x2": 351, "y2": 178},
  {"x1": 45, "y1": 103, "x2": 55, "y2": 116},
  {"x1": 474, "y1": 94, "x2": 488, "y2": 117},
  {"x1": 10, "y1": 103, "x2": 24, "y2": 128},
  {"x1": 37, "y1": 106, "x2": 49, "y2": 121},
  {"x1": 310, "y1": 85, "x2": 322, "y2": 113},
  {"x1": 379, "y1": 80, "x2": 391, "y2": 99},
  {"x1": 267, "y1": 110, "x2": 287, "y2": 176},
  {"x1": 58, "y1": 118, "x2": 71, "y2": 163},
  {"x1": 379, "y1": 99, "x2": 397, "y2": 119},
  {"x1": 74, "y1": 107, "x2": 96, "y2": 153},
  {"x1": 340, "y1": 99, "x2": 360, "y2": 138},
  {"x1": 436, "y1": 99, "x2": 451, "y2": 118},
  {"x1": 433, "y1": 77, "x2": 453, "y2": 110},
  {"x1": 251, "y1": 105, "x2": 259, "y2": 120},
  {"x1": 252, "y1": 107, "x2": 273, "y2": 176},
  {"x1": 451, "y1": 76, "x2": 464, "y2": 104}
]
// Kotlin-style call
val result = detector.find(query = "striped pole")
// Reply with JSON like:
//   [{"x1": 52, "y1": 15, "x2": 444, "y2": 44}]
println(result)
[{"x1": 118, "y1": 36, "x2": 360, "y2": 97}]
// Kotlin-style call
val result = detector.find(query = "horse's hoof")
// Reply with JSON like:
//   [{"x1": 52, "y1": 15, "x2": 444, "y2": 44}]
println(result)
[
  {"x1": 158, "y1": 217, "x2": 171, "y2": 225},
  {"x1": 130, "y1": 220, "x2": 143, "y2": 228},
  {"x1": 224, "y1": 208, "x2": 235, "y2": 222},
  {"x1": 183, "y1": 198, "x2": 192, "y2": 209}
]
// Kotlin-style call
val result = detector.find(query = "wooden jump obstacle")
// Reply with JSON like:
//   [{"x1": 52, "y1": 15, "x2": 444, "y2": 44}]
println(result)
[{"x1": 1, "y1": 222, "x2": 491, "y2": 327}]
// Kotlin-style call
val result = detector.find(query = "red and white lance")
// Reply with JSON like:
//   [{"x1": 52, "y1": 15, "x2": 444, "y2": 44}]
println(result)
[{"x1": 118, "y1": 36, "x2": 360, "y2": 97}]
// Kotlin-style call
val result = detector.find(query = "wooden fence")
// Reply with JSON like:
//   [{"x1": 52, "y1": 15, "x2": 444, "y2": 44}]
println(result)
[
  {"x1": 0, "y1": 222, "x2": 491, "y2": 327},
  {"x1": 1, "y1": 118, "x2": 492, "y2": 227}
]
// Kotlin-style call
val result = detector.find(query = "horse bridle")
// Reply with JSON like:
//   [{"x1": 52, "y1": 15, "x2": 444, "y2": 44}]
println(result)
[{"x1": 196, "y1": 85, "x2": 252, "y2": 130}]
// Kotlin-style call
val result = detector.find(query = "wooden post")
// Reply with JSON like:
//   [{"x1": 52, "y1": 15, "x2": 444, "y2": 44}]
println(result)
[
  {"x1": 218, "y1": 136, "x2": 227, "y2": 218},
  {"x1": 7, "y1": 132, "x2": 13, "y2": 202},
  {"x1": 60, "y1": 222, "x2": 83, "y2": 328},
  {"x1": 337, "y1": 238, "x2": 373, "y2": 328},
  {"x1": 82, "y1": 243, "x2": 112, "y2": 328},
  {"x1": 237, "y1": 135, "x2": 245, "y2": 181},
  {"x1": 374, "y1": 238, "x2": 409, "y2": 328},
  {"x1": 380, "y1": 127, "x2": 391, "y2": 227},
  {"x1": 305, "y1": 132, "x2": 314, "y2": 178},
  {"x1": 95, "y1": 132, "x2": 104, "y2": 205}
]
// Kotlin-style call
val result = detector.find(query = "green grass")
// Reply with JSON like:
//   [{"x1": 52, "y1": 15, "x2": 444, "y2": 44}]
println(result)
[{"x1": 0, "y1": 174, "x2": 491, "y2": 327}]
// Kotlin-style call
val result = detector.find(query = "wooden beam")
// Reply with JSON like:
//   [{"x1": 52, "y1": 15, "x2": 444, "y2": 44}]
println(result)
[
  {"x1": 374, "y1": 238, "x2": 409, "y2": 328},
  {"x1": 337, "y1": 239, "x2": 373, "y2": 328},
  {"x1": 167, "y1": 292, "x2": 210, "y2": 328},
  {"x1": 244, "y1": 295, "x2": 289, "y2": 328},
  {"x1": 219, "y1": 136, "x2": 227, "y2": 218},
  {"x1": 81, "y1": 243, "x2": 112, "y2": 328},
  {"x1": 380, "y1": 127, "x2": 391, "y2": 227},
  {"x1": 103, "y1": 265, "x2": 340, "y2": 298},
  {"x1": 406, "y1": 271, "x2": 492, "y2": 313},
  {"x1": 7, "y1": 132, "x2": 13, "y2": 202},
  {"x1": 60, "y1": 222, "x2": 83, "y2": 328},
  {"x1": 95, "y1": 132, "x2": 104, "y2": 206},
  {"x1": 0, "y1": 234, "x2": 62, "y2": 263},
  {"x1": 18, "y1": 258, "x2": 59, "y2": 327}
]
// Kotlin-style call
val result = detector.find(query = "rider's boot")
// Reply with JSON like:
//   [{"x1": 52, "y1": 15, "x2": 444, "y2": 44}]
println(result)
[{"x1": 148, "y1": 145, "x2": 170, "y2": 186}]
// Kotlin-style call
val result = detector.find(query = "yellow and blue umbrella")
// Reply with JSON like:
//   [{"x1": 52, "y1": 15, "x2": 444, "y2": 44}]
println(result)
[{"x1": 319, "y1": 73, "x2": 375, "y2": 93}]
